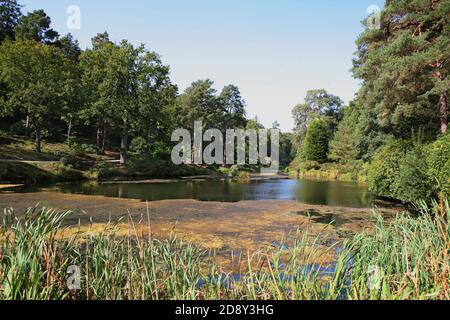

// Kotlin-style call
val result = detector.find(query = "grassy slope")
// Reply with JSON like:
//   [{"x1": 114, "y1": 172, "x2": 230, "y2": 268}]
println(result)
[
  {"x1": 0, "y1": 133, "x2": 116, "y2": 162},
  {"x1": 0, "y1": 133, "x2": 215, "y2": 184}
]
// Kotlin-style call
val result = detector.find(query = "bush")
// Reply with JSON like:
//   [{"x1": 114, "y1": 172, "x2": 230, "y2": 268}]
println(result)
[
  {"x1": 60, "y1": 155, "x2": 79, "y2": 168},
  {"x1": 151, "y1": 142, "x2": 172, "y2": 161},
  {"x1": 53, "y1": 163, "x2": 85, "y2": 182},
  {"x1": 70, "y1": 142, "x2": 98, "y2": 155},
  {"x1": 301, "y1": 119, "x2": 330, "y2": 164},
  {"x1": 368, "y1": 140, "x2": 432, "y2": 202},
  {"x1": 426, "y1": 133, "x2": 450, "y2": 197},
  {"x1": 130, "y1": 137, "x2": 150, "y2": 156},
  {"x1": 298, "y1": 161, "x2": 321, "y2": 172},
  {"x1": 92, "y1": 162, "x2": 118, "y2": 179},
  {"x1": 395, "y1": 148, "x2": 432, "y2": 202}
]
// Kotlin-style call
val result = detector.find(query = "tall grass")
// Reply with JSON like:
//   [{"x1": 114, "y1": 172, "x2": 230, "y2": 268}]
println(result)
[{"x1": 0, "y1": 199, "x2": 448, "y2": 300}]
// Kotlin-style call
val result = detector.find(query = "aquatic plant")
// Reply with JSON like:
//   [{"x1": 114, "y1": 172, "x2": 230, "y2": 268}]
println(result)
[{"x1": 0, "y1": 200, "x2": 448, "y2": 300}]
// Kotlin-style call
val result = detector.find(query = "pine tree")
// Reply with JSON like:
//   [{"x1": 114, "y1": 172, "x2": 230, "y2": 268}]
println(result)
[{"x1": 353, "y1": 0, "x2": 450, "y2": 137}]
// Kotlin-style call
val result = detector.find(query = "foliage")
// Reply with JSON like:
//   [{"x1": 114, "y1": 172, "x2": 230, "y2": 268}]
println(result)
[
  {"x1": 129, "y1": 137, "x2": 150, "y2": 156},
  {"x1": 353, "y1": 0, "x2": 449, "y2": 136},
  {"x1": 427, "y1": 133, "x2": 450, "y2": 196},
  {"x1": 300, "y1": 119, "x2": 330, "y2": 164},
  {"x1": 0, "y1": 0, "x2": 22, "y2": 43},
  {"x1": 14, "y1": 9, "x2": 58, "y2": 44},
  {"x1": 80, "y1": 36, "x2": 175, "y2": 164},
  {"x1": 298, "y1": 161, "x2": 320, "y2": 173},
  {"x1": 368, "y1": 140, "x2": 432, "y2": 202},
  {"x1": 0, "y1": 40, "x2": 74, "y2": 152},
  {"x1": 292, "y1": 89, "x2": 343, "y2": 134},
  {"x1": 329, "y1": 103, "x2": 360, "y2": 163}
]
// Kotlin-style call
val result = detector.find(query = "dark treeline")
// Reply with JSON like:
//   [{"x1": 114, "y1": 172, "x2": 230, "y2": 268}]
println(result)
[
  {"x1": 290, "y1": 0, "x2": 449, "y2": 202},
  {"x1": 0, "y1": 0, "x2": 294, "y2": 167}
]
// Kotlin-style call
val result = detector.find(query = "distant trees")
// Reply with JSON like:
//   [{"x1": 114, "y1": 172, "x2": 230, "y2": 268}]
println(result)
[
  {"x1": 0, "y1": 41, "x2": 71, "y2": 152},
  {"x1": 292, "y1": 89, "x2": 343, "y2": 135},
  {"x1": 220, "y1": 84, "x2": 247, "y2": 129},
  {"x1": 176, "y1": 80, "x2": 247, "y2": 132},
  {"x1": 291, "y1": 89, "x2": 343, "y2": 164},
  {"x1": 0, "y1": 0, "x2": 22, "y2": 43},
  {"x1": 292, "y1": 89, "x2": 343, "y2": 153},
  {"x1": 0, "y1": 0, "x2": 252, "y2": 166}
]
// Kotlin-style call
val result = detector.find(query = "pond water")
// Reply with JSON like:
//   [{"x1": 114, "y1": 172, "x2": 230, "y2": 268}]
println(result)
[{"x1": 11, "y1": 179, "x2": 376, "y2": 208}]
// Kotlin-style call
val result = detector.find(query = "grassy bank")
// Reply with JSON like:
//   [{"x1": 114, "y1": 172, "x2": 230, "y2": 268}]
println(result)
[
  {"x1": 289, "y1": 161, "x2": 368, "y2": 183},
  {"x1": 0, "y1": 134, "x2": 214, "y2": 184},
  {"x1": 0, "y1": 200, "x2": 448, "y2": 300}
]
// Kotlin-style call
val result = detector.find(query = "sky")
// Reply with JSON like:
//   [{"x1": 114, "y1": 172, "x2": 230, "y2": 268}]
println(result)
[{"x1": 22, "y1": 0, "x2": 384, "y2": 132}]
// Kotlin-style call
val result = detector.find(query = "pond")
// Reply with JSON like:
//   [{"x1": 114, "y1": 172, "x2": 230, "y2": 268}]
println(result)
[{"x1": 9, "y1": 178, "x2": 376, "y2": 208}]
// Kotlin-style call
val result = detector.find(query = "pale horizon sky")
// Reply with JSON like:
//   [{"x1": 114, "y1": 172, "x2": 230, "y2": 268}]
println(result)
[{"x1": 22, "y1": 0, "x2": 384, "y2": 132}]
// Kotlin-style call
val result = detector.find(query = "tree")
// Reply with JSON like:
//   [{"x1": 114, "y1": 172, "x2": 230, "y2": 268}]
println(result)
[
  {"x1": 0, "y1": 41, "x2": 69, "y2": 152},
  {"x1": 353, "y1": 0, "x2": 450, "y2": 136},
  {"x1": 14, "y1": 9, "x2": 58, "y2": 44},
  {"x1": 0, "y1": 0, "x2": 22, "y2": 43},
  {"x1": 292, "y1": 89, "x2": 343, "y2": 133},
  {"x1": 61, "y1": 58, "x2": 83, "y2": 144},
  {"x1": 220, "y1": 84, "x2": 247, "y2": 129},
  {"x1": 292, "y1": 89, "x2": 343, "y2": 151},
  {"x1": 246, "y1": 117, "x2": 265, "y2": 130},
  {"x1": 80, "y1": 32, "x2": 114, "y2": 153},
  {"x1": 82, "y1": 37, "x2": 174, "y2": 164},
  {"x1": 55, "y1": 33, "x2": 81, "y2": 61},
  {"x1": 54, "y1": 34, "x2": 83, "y2": 143},
  {"x1": 176, "y1": 80, "x2": 222, "y2": 131},
  {"x1": 329, "y1": 103, "x2": 360, "y2": 163},
  {"x1": 279, "y1": 132, "x2": 295, "y2": 168},
  {"x1": 301, "y1": 119, "x2": 330, "y2": 164}
]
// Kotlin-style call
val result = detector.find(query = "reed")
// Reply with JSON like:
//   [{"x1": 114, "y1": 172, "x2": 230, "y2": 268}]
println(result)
[{"x1": 0, "y1": 199, "x2": 448, "y2": 300}]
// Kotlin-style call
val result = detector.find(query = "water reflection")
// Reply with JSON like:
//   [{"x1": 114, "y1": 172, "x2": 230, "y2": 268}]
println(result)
[{"x1": 40, "y1": 179, "x2": 376, "y2": 208}]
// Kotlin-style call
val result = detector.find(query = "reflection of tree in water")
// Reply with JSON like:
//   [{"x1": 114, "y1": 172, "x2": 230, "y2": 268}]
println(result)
[{"x1": 49, "y1": 179, "x2": 374, "y2": 208}]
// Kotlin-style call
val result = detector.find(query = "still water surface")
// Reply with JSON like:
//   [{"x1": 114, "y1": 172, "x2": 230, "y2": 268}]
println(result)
[{"x1": 16, "y1": 179, "x2": 375, "y2": 208}]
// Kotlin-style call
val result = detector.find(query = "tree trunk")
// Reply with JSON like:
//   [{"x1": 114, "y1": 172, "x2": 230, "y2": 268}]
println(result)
[
  {"x1": 67, "y1": 120, "x2": 72, "y2": 144},
  {"x1": 35, "y1": 128, "x2": 41, "y2": 153},
  {"x1": 120, "y1": 126, "x2": 128, "y2": 166},
  {"x1": 101, "y1": 127, "x2": 107, "y2": 155},
  {"x1": 96, "y1": 127, "x2": 101, "y2": 150},
  {"x1": 440, "y1": 92, "x2": 448, "y2": 134},
  {"x1": 25, "y1": 115, "x2": 30, "y2": 138}
]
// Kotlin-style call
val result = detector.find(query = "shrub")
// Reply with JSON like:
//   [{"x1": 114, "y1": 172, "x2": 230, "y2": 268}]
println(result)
[
  {"x1": 395, "y1": 148, "x2": 432, "y2": 202},
  {"x1": 70, "y1": 143, "x2": 98, "y2": 155},
  {"x1": 368, "y1": 140, "x2": 407, "y2": 199},
  {"x1": 368, "y1": 140, "x2": 432, "y2": 202},
  {"x1": 53, "y1": 163, "x2": 85, "y2": 182},
  {"x1": 92, "y1": 162, "x2": 117, "y2": 179},
  {"x1": 426, "y1": 134, "x2": 450, "y2": 197},
  {"x1": 299, "y1": 161, "x2": 321, "y2": 172},
  {"x1": 130, "y1": 137, "x2": 150, "y2": 156},
  {"x1": 60, "y1": 155, "x2": 79, "y2": 168}
]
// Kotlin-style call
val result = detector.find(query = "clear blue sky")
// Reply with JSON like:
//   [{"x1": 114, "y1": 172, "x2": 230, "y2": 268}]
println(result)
[{"x1": 22, "y1": 0, "x2": 384, "y2": 132}]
